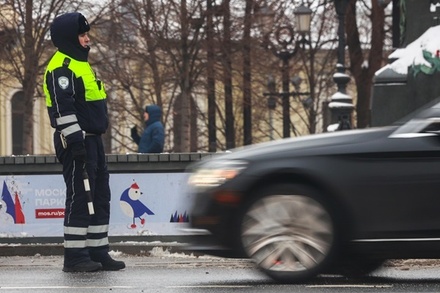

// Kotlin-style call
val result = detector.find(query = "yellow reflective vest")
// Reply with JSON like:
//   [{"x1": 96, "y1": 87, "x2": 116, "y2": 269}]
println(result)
[{"x1": 43, "y1": 51, "x2": 108, "y2": 142}]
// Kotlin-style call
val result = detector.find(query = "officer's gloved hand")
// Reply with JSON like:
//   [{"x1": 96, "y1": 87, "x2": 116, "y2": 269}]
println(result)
[
  {"x1": 130, "y1": 126, "x2": 137, "y2": 139},
  {"x1": 71, "y1": 141, "x2": 87, "y2": 163}
]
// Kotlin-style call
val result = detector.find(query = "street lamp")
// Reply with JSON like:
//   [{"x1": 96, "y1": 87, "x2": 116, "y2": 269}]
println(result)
[
  {"x1": 294, "y1": 4, "x2": 313, "y2": 34},
  {"x1": 328, "y1": 0, "x2": 354, "y2": 131},
  {"x1": 257, "y1": 2, "x2": 312, "y2": 138}
]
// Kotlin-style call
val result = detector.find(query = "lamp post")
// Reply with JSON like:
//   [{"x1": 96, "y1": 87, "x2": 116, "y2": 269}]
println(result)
[
  {"x1": 266, "y1": 75, "x2": 277, "y2": 140},
  {"x1": 328, "y1": 0, "x2": 353, "y2": 131},
  {"x1": 257, "y1": 2, "x2": 312, "y2": 138}
]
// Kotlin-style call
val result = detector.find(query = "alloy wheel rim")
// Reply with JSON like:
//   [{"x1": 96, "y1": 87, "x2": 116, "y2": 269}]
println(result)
[{"x1": 241, "y1": 194, "x2": 334, "y2": 272}]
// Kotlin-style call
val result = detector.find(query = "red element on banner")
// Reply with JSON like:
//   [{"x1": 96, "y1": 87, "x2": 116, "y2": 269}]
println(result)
[
  {"x1": 14, "y1": 192, "x2": 25, "y2": 224},
  {"x1": 35, "y1": 209, "x2": 65, "y2": 219}
]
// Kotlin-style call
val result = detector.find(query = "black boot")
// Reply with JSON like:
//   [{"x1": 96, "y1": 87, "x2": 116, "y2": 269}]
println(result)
[
  {"x1": 90, "y1": 246, "x2": 126, "y2": 271},
  {"x1": 64, "y1": 247, "x2": 102, "y2": 272},
  {"x1": 99, "y1": 257, "x2": 126, "y2": 271},
  {"x1": 63, "y1": 260, "x2": 102, "y2": 272},
  {"x1": 91, "y1": 254, "x2": 125, "y2": 271}
]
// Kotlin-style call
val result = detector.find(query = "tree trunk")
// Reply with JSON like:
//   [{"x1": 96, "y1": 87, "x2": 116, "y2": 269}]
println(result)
[
  {"x1": 222, "y1": 0, "x2": 235, "y2": 149},
  {"x1": 173, "y1": 94, "x2": 182, "y2": 151},
  {"x1": 190, "y1": 97, "x2": 198, "y2": 152},
  {"x1": 22, "y1": 0, "x2": 36, "y2": 154},
  {"x1": 346, "y1": 0, "x2": 385, "y2": 128},
  {"x1": 242, "y1": 0, "x2": 252, "y2": 146},
  {"x1": 146, "y1": 0, "x2": 163, "y2": 107},
  {"x1": 207, "y1": 0, "x2": 217, "y2": 152},
  {"x1": 178, "y1": 0, "x2": 191, "y2": 152}
]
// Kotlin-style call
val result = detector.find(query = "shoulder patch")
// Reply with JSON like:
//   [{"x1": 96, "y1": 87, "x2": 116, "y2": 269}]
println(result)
[
  {"x1": 58, "y1": 76, "x2": 69, "y2": 89},
  {"x1": 63, "y1": 57, "x2": 71, "y2": 67}
]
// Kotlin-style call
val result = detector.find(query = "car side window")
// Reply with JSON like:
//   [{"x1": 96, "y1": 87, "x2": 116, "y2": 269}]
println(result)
[
  {"x1": 390, "y1": 118, "x2": 440, "y2": 138},
  {"x1": 421, "y1": 118, "x2": 440, "y2": 134}
]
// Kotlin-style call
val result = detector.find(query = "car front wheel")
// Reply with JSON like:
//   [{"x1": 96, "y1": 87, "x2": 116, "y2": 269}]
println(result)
[{"x1": 240, "y1": 184, "x2": 338, "y2": 283}]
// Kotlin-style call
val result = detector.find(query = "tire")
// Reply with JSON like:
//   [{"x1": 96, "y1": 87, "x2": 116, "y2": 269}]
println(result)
[{"x1": 239, "y1": 184, "x2": 338, "y2": 283}]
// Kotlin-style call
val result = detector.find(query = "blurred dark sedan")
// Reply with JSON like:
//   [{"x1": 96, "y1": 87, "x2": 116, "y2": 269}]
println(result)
[{"x1": 184, "y1": 98, "x2": 440, "y2": 283}]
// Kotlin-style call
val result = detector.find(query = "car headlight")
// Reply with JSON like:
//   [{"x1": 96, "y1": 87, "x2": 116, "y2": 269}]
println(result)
[{"x1": 188, "y1": 160, "x2": 248, "y2": 188}]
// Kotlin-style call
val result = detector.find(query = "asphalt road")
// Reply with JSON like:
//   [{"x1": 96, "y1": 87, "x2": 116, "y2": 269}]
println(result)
[{"x1": 2, "y1": 249, "x2": 440, "y2": 293}]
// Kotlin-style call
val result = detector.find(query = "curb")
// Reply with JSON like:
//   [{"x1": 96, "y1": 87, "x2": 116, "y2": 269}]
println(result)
[
  {"x1": 0, "y1": 242, "x2": 186, "y2": 257},
  {"x1": 0, "y1": 235, "x2": 211, "y2": 257}
]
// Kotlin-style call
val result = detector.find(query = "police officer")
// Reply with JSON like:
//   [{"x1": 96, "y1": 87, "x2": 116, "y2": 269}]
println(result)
[{"x1": 43, "y1": 12, "x2": 125, "y2": 272}]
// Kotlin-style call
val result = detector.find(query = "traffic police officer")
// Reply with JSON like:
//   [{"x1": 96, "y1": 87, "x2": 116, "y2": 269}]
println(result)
[{"x1": 43, "y1": 12, "x2": 125, "y2": 272}]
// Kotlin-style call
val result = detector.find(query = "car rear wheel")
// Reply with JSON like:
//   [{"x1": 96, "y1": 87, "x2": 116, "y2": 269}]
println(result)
[{"x1": 240, "y1": 184, "x2": 337, "y2": 283}]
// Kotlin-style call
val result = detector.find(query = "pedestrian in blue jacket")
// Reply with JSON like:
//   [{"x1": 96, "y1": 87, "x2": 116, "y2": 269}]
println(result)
[{"x1": 131, "y1": 105, "x2": 165, "y2": 153}]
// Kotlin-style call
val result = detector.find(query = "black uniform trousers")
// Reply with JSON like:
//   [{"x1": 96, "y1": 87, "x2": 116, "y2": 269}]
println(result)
[{"x1": 54, "y1": 132, "x2": 111, "y2": 266}]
